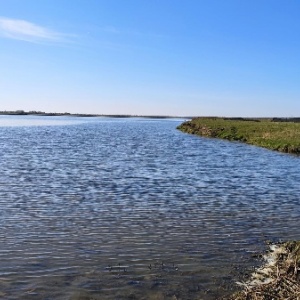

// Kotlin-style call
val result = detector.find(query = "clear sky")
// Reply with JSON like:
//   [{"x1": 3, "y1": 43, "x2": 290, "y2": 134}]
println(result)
[{"x1": 0, "y1": 0, "x2": 299, "y2": 117}]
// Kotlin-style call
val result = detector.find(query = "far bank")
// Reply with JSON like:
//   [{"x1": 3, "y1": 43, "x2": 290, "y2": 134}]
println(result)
[{"x1": 177, "y1": 117, "x2": 300, "y2": 154}]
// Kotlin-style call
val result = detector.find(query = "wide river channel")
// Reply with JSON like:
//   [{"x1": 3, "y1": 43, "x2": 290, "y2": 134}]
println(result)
[{"x1": 0, "y1": 115, "x2": 300, "y2": 300}]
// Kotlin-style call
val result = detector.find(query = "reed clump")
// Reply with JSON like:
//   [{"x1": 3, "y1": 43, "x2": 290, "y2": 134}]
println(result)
[
  {"x1": 177, "y1": 118, "x2": 300, "y2": 154},
  {"x1": 223, "y1": 241, "x2": 300, "y2": 300}
]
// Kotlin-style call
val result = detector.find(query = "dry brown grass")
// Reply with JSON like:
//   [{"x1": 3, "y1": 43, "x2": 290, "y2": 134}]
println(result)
[{"x1": 222, "y1": 241, "x2": 300, "y2": 300}]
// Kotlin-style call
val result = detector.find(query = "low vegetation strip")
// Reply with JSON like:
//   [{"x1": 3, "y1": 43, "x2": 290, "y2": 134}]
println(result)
[
  {"x1": 223, "y1": 241, "x2": 300, "y2": 300},
  {"x1": 177, "y1": 117, "x2": 300, "y2": 154}
]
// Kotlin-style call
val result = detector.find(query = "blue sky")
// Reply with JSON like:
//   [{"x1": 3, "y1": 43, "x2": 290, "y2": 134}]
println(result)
[{"x1": 0, "y1": 0, "x2": 299, "y2": 116}]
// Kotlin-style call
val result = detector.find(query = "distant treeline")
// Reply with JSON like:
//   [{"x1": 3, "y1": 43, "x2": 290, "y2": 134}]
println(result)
[
  {"x1": 272, "y1": 117, "x2": 300, "y2": 123},
  {"x1": 0, "y1": 110, "x2": 73, "y2": 116}
]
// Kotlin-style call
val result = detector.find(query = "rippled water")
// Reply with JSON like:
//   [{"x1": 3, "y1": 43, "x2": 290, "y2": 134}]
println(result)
[{"x1": 0, "y1": 115, "x2": 300, "y2": 300}]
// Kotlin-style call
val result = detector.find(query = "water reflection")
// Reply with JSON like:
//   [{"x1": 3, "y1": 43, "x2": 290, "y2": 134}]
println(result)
[{"x1": 0, "y1": 117, "x2": 300, "y2": 299}]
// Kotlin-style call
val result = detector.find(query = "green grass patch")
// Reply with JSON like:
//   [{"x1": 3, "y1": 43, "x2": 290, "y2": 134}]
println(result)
[{"x1": 177, "y1": 118, "x2": 300, "y2": 154}]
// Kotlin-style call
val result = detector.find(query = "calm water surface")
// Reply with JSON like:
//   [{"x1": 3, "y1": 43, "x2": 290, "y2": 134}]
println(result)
[{"x1": 0, "y1": 115, "x2": 300, "y2": 300}]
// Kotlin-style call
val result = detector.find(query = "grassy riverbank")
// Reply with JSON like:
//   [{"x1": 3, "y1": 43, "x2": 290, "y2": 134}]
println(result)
[
  {"x1": 177, "y1": 117, "x2": 300, "y2": 154},
  {"x1": 223, "y1": 241, "x2": 300, "y2": 300}
]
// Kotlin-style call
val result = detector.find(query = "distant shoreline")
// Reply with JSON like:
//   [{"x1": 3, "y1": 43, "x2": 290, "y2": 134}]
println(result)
[
  {"x1": 0, "y1": 110, "x2": 190, "y2": 119},
  {"x1": 3, "y1": 111, "x2": 300, "y2": 122}
]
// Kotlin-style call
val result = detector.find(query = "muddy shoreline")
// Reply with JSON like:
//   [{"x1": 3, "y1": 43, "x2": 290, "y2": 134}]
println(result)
[{"x1": 222, "y1": 241, "x2": 300, "y2": 299}]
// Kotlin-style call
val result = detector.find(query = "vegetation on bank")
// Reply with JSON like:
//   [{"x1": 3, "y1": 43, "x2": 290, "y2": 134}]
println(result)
[
  {"x1": 177, "y1": 117, "x2": 300, "y2": 154},
  {"x1": 223, "y1": 241, "x2": 300, "y2": 300}
]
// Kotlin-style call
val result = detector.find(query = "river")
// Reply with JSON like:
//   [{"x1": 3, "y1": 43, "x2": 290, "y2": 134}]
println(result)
[{"x1": 0, "y1": 115, "x2": 299, "y2": 299}]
